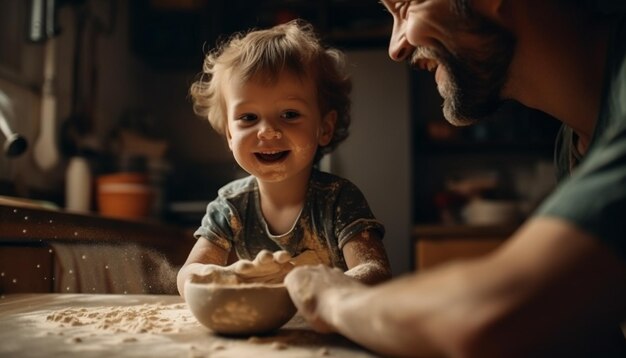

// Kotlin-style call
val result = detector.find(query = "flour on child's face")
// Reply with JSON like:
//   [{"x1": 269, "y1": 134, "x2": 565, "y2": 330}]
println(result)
[{"x1": 223, "y1": 70, "x2": 325, "y2": 184}]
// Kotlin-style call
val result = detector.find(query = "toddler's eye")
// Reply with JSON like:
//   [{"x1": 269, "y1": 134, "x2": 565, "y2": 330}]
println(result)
[
  {"x1": 281, "y1": 110, "x2": 301, "y2": 121},
  {"x1": 236, "y1": 113, "x2": 258, "y2": 123}
]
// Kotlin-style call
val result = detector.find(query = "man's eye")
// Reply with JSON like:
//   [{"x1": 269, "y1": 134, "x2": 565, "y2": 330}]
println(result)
[
  {"x1": 392, "y1": 1, "x2": 411, "y2": 18},
  {"x1": 281, "y1": 110, "x2": 300, "y2": 120},
  {"x1": 237, "y1": 113, "x2": 257, "y2": 122}
]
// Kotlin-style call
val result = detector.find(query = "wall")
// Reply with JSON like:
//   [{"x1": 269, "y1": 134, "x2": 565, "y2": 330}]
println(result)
[{"x1": 332, "y1": 50, "x2": 412, "y2": 275}]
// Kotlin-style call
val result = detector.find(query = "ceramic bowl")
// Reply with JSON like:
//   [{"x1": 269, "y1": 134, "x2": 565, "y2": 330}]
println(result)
[
  {"x1": 97, "y1": 172, "x2": 154, "y2": 219},
  {"x1": 185, "y1": 281, "x2": 297, "y2": 335},
  {"x1": 462, "y1": 198, "x2": 521, "y2": 225}
]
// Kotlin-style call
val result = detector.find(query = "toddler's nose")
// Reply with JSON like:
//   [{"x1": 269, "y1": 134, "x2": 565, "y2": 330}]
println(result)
[{"x1": 258, "y1": 126, "x2": 282, "y2": 140}]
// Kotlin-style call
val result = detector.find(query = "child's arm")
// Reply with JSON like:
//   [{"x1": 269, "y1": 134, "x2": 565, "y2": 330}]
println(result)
[
  {"x1": 342, "y1": 230, "x2": 392, "y2": 285},
  {"x1": 177, "y1": 238, "x2": 230, "y2": 298}
]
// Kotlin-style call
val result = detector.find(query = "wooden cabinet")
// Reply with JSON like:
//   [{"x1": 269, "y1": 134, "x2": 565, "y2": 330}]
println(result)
[
  {"x1": 0, "y1": 246, "x2": 53, "y2": 294},
  {"x1": 0, "y1": 204, "x2": 195, "y2": 295},
  {"x1": 413, "y1": 225, "x2": 516, "y2": 270}
]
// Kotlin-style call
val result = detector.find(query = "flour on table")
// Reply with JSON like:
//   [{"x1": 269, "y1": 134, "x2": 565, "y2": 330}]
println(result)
[
  {"x1": 45, "y1": 302, "x2": 192, "y2": 334},
  {"x1": 24, "y1": 301, "x2": 197, "y2": 350},
  {"x1": 8, "y1": 295, "x2": 374, "y2": 357}
]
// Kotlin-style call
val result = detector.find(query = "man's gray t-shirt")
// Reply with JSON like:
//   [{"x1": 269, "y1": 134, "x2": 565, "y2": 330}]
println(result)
[
  {"x1": 194, "y1": 169, "x2": 385, "y2": 270},
  {"x1": 535, "y1": 14, "x2": 626, "y2": 260}
]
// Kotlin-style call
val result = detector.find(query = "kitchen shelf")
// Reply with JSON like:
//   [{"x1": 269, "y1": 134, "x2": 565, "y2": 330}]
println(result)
[
  {"x1": 130, "y1": 0, "x2": 392, "y2": 68},
  {"x1": 221, "y1": 0, "x2": 391, "y2": 48},
  {"x1": 410, "y1": 73, "x2": 561, "y2": 225},
  {"x1": 415, "y1": 140, "x2": 556, "y2": 155}
]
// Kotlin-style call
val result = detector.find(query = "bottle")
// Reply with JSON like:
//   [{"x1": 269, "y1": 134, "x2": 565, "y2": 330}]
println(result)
[{"x1": 65, "y1": 156, "x2": 92, "y2": 213}]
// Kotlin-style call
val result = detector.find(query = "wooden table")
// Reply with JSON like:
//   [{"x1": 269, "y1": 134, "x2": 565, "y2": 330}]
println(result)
[{"x1": 0, "y1": 294, "x2": 378, "y2": 357}]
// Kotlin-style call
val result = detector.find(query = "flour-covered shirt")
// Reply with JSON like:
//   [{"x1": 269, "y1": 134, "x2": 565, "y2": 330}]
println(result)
[{"x1": 194, "y1": 169, "x2": 385, "y2": 270}]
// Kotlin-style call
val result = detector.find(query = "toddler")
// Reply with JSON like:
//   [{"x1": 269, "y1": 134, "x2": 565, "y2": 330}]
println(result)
[{"x1": 177, "y1": 20, "x2": 391, "y2": 297}]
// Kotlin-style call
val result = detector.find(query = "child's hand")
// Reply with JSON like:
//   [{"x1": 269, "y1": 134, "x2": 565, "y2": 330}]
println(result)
[
  {"x1": 184, "y1": 249, "x2": 326, "y2": 287},
  {"x1": 290, "y1": 249, "x2": 324, "y2": 267},
  {"x1": 231, "y1": 250, "x2": 295, "y2": 284},
  {"x1": 188, "y1": 264, "x2": 240, "y2": 285}
]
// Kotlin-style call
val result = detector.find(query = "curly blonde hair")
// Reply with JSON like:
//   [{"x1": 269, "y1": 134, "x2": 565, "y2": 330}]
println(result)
[{"x1": 189, "y1": 19, "x2": 352, "y2": 162}]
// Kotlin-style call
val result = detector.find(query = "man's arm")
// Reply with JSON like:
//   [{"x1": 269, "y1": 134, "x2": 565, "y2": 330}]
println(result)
[{"x1": 285, "y1": 217, "x2": 626, "y2": 357}]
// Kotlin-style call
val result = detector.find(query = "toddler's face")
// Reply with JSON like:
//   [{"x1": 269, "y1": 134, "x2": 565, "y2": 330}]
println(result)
[{"x1": 223, "y1": 70, "x2": 335, "y2": 183}]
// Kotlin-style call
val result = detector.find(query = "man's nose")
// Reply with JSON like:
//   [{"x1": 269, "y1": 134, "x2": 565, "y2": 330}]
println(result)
[
  {"x1": 258, "y1": 123, "x2": 282, "y2": 140},
  {"x1": 389, "y1": 20, "x2": 411, "y2": 62}
]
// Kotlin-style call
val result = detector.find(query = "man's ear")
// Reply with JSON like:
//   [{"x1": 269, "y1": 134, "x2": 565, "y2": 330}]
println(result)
[{"x1": 319, "y1": 110, "x2": 337, "y2": 146}]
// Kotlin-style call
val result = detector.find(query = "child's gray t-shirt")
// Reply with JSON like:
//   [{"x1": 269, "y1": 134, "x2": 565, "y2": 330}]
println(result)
[{"x1": 194, "y1": 169, "x2": 385, "y2": 270}]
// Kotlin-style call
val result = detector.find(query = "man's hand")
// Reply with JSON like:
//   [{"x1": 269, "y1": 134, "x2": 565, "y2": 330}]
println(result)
[{"x1": 284, "y1": 264, "x2": 366, "y2": 333}]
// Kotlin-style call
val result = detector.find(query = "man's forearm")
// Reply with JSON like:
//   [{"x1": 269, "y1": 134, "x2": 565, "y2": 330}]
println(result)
[{"x1": 328, "y1": 273, "x2": 448, "y2": 357}]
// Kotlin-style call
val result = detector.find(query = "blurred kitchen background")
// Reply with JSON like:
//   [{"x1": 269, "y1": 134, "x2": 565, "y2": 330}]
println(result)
[{"x1": 0, "y1": 0, "x2": 560, "y2": 276}]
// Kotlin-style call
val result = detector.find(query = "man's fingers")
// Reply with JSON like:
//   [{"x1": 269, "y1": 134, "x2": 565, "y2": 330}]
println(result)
[{"x1": 284, "y1": 266, "x2": 336, "y2": 333}]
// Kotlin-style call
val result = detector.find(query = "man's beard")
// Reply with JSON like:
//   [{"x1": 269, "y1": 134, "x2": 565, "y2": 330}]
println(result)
[{"x1": 413, "y1": 17, "x2": 515, "y2": 126}]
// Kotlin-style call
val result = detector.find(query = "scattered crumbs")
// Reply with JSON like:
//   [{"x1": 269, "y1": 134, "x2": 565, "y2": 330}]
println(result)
[
  {"x1": 44, "y1": 303, "x2": 194, "y2": 336},
  {"x1": 210, "y1": 342, "x2": 226, "y2": 351},
  {"x1": 121, "y1": 337, "x2": 138, "y2": 343},
  {"x1": 247, "y1": 336, "x2": 262, "y2": 343},
  {"x1": 187, "y1": 345, "x2": 204, "y2": 358},
  {"x1": 318, "y1": 347, "x2": 331, "y2": 356},
  {"x1": 271, "y1": 341, "x2": 288, "y2": 350},
  {"x1": 67, "y1": 337, "x2": 83, "y2": 343}
]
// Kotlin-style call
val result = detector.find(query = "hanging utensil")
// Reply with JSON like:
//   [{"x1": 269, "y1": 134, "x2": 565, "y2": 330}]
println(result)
[
  {"x1": 33, "y1": 36, "x2": 60, "y2": 170},
  {"x1": 31, "y1": 0, "x2": 61, "y2": 170},
  {"x1": 0, "y1": 92, "x2": 28, "y2": 157}
]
